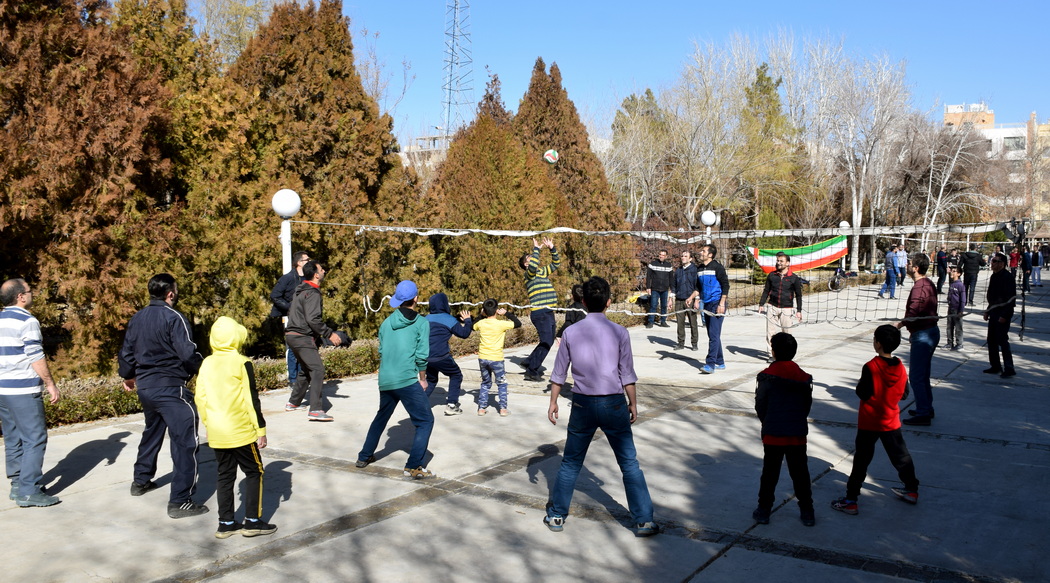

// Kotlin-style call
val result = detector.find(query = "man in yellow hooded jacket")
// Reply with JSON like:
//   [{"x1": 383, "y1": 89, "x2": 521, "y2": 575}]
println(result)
[{"x1": 195, "y1": 316, "x2": 276, "y2": 539}]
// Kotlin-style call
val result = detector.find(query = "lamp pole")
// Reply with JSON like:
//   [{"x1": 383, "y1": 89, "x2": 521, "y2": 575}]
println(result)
[{"x1": 271, "y1": 189, "x2": 302, "y2": 274}]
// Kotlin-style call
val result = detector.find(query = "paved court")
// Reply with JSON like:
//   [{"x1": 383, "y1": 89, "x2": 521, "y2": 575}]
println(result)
[{"x1": 2, "y1": 274, "x2": 1047, "y2": 582}]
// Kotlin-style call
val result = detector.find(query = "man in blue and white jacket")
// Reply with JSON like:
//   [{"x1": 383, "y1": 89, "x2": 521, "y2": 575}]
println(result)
[
  {"x1": 425, "y1": 293, "x2": 473, "y2": 416},
  {"x1": 697, "y1": 244, "x2": 730, "y2": 374}
]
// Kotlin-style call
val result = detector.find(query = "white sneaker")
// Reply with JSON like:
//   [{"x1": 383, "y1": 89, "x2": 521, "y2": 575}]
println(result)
[{"x1": 445, "y1": 403, "x2": 463, "y2": 416}]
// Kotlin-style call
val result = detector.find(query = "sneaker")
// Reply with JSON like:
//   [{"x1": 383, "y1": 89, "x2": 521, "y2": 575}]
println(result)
[
  {"x1": 800, "y1": 508, "x2": 816, "y2": 527},
  {"x1": 477, "y1": 408, "x2": 487, "y2": 416},
  {"x1": 877, "y1": 293, "x2": 884, "y2": 299},
  {"x1": 307, "y1": 410, "x2": 334, "y2": 422},
  {"x1": 658, "y1": 322, "x2": 670, "y2": 328},
  {"x1": 130, "y1": 481, "x2": 159, "y2": 497},
  {"x1": 523, "y1": 373, "x2": 545, "y2": 382},
  {"x1": 499, "y1": 408, "x2": 510, "y2": 417},
  {"x1": 215, "y1": 521, "x2": 242, "y2": 539},
  {"x1": 951, "y1": 345, "x2": 962, "y2": 351},
  {"x1": 544, "y1": 515, "x2": 564, "y2": 532},
  {"x1": 830, "y1": 497, "x2": 858, "y2": 515},
  {"x1": 635, "y1": 521, "x2": 661, "y2": 537},
  {"x1": 907, "y1": 409, "x2": 935, "y2": 419},
  {"x1": 1000, "y1": 369, "x2": 1016, "y2": 378},
  {"x1": 700, "y1": 365, "x2": 714, "y2": 374},
  {"x1": 752, "y1": 507, "x2": 770, "y2": 525},
  {"x1": 285, "y1": 403, "x2": 308, "y2": 412},
  {"x1": 404, "y1": 466, "x2": 435, "y2": 480},
  {"x1": 645, "y1": 322, "x2": 653, "y2": 329},
  {"x1": 891, "y1": 487, "x2": 919, "y2": 505},
  {"x1": 241, "y1": 518, "x2": 278, "y2": 537},
  {"x1": 167, "y1": 501, "x2": 209, "y2": 519},
  {"x1": 445, "y1": 403, "x2": 463, "y2": 416},
  {"x1": 714, "y1": 364, "x2": 726, "y2": 370},
  {"x1": 690, "y1": 345, "x2": 699, "y2": 351},
  {"x1": 355, "y1": 455, "x2": 376, "y2": 468},
  {"x1": 673, "y1": 344, "x2": 685, "y2": 351},
  {"x1": 15, "y1": 492, "x2": 60, "y2": 508},
  {"x1": 983, "y1": 367, "x2": 1002, "y2": 374},
  {"x1": 901, "y1": 415, "x2": 931, "y2": 426}
]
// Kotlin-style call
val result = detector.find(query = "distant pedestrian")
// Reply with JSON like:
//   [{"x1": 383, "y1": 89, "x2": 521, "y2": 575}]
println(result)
[
  {"x1": 0, "y1": 279, "x2": 61, "y2": 508},
  {"x1": 1031, "y1": 244, "x2": 1043, "y2": 287},
  {"x1": 119, "y1": 273, "x2": 207, "y2": 519},
  {"x1": 424, "y1": 293, "x2": 473, "y2": 416},
  {"x1": 945, "y1": 266, "x2": 966, "y2": 351},
  {"x1": 644, "y1": 250, "x2": 673, "y2": 328},
  {"x1": 959, "y1": 244, "x2": 985, "y2": 306},
  {"x1": 356, "y1": 281, "x2": 435, "y2": 478},
  {"x1": 831, "y1": 325, "x2": 920, "y2": 516},
  {"x1": 474, "y1": 299, "x2": 521, "y2": 416},
  {"x1": 878, "y1": 245, "x2": 897, "y2": 299},
  {"x1": 935, "y1": 245, "x2": 948, "y2": 293},
  {"x1": 195, "y1": 316, "x2": 276, "y2": 539},
  {"x1": 758, "y1": 252, "x2": 803, "y2": 363},
  {"x1": 895, "y1": 245, "x2": 908, "y2": 287},
  {"x1": 983, "y1": 254, "x2": 1016, "y2": 379},
  {"x1": 521, "y1": 237, "x2": 560, "y2": 382},
  {"x1": 752, "y1": 333, "x2": 814, "y2": 527},
  {"x1": 556, "y1": 285, "x2": 585, "y2": 340},
  {"x1": 544, "y1": 276, "x2": 659, "y2": 537}
]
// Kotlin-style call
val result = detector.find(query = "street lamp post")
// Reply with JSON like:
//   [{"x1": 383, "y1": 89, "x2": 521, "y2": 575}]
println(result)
[
  {"x1": 700, "y1": 210, "x2": 718, "y2": 244},
  {"x1": 271, "y1": 189, "x2": 302, "y2": 275}
]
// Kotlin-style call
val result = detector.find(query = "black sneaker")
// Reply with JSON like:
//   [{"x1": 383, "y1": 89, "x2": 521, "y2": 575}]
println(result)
[
  {"x1": 1000, "y1": 370, "x2": 1016, "y2": 378},
  {"x1": 523, "y1": 373, "x2": 545, "y2": 382},
  {"x1": 657, "y1": 322, "x2": 670, "y2": 328},
  {"x1": 752, "y1": 507, "x2": 770, "y2": 524},
  {"x1": 983, "y1": 367, "x2": 1003, "y2": 374},
  {"x1": 130, "y1": 481, "x2": 159, "y2": 497},
  {"x1": 673, "y1": 344, "x2": 685, "y2": 351},
  {"x1": 167, "y1": 501, "x2": 209, "y2": 519},
  {"x1": 800, "y1": 508, "x2": 816, "y2": 527},
  {"x1": 215, "y1": 521, "x2": 242, "y2": 539},
  {"x1": 901, "y1": 415, "x2": 931, "y2": 426},
  {"x1": 907, "y1": 409, "x2": 935, "y2": 419},
  {"x1": 241, "y1": 519, "x2": 278, "y2": 537},
  {"x1": 645, "y1": 322, "x2": 653, "y2": 329},
  {"x1": 355, "y1": 455, "x2": 376, "y2": 468}
]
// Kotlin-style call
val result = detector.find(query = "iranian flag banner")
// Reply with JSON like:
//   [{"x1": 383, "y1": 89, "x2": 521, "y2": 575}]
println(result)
[{"x1": 748, "y1": 236, "x2": 849, "y2": 273}]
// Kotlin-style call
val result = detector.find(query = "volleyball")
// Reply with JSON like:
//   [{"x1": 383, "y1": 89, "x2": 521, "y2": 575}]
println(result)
[{"x1": 543, "y1": 149, "x2": 559, "y2": 164}]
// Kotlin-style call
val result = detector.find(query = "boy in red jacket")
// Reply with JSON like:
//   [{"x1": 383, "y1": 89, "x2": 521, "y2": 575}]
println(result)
[{"x1": 832, "y1": 325, "x2": 920, "y2": 515}]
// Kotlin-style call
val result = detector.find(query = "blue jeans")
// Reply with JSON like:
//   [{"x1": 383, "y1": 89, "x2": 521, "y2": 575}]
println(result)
[
  {"x1": 880, "y1": 269, "x2": 897, "y2": 297},
  {"x1": 0, "y1": 392, "x2": 48, "y2": 497},
  {"x1": 358, "y1": 382, "x2": 434, "y2": 469},
  {"x1": 426, "y1": 355, "x2": 463, "y2": 402},
  {"x1": 647, "y1": 290, "x2": 668, "y2": 325},
  {"x1": 525, "y1": 310, "x2": 556, "y2": 376},
  {"x1": 702, "y1": 301, "x2": 725, "y2": 366},
  {"x1": 908, "y1": 327, "x2": 939, "y2": 417},
  {"x1": 478, "y1": 359, "x2": 508, "y2": 410},
  {"x1": 547, "y1": 393, "x2": 654, "y2": 525},
  {"x1": 286, "y1": 347, "x2": 302, "y2": 384}
]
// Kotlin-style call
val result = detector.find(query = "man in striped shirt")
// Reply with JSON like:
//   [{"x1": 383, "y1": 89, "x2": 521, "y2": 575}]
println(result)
[
  {"x1": 0, "y1": 278, "x2": 61, "y2": 507},
  {"x1": 520, "y1": 237, "x2": 560, "y2": 382}
]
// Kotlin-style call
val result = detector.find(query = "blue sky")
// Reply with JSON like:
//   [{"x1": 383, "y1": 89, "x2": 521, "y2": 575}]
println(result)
[{"x1": 344, "y1": 1, "x2": 1050, "y2": 145}]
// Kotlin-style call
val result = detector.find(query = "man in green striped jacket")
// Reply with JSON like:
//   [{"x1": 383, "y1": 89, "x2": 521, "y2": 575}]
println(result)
[{"x1": 520, "y1": 237, "x2": 560, "y2": 382}]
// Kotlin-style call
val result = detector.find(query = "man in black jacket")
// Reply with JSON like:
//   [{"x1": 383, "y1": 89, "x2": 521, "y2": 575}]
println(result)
[
  {"x1": 270, "y1": 250, "x2": 310, "y2": 389},
  {"x1": 983, "y1": 253, "x2": 1016, "y2": 378},
  {"x1": 959, "y1": 244, "x2": 985, "y2": 306},
  {"x1": 758, "y1": 252, "x2": 803, "y2": 363},
  {"x1": 645, "y1": 250, "x2": 672, "y2": 328},
  {"x1": 285, "y1": 261, "x2": 342, "y2": 420},
  {"x1": 119, "y1": 273, "x2": 207, "y2": 519}
]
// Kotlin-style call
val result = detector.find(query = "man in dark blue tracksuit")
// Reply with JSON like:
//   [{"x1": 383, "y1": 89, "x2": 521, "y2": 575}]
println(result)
[
  {"x1": 119, "y1": 273, "x2": 207, "y2": 519},
  {"x1": 697, "y1": 244, "x2": 730, "y2": 374},
  {"x1": 425, "y1": 293, "x2": 473, "y2": 415}
]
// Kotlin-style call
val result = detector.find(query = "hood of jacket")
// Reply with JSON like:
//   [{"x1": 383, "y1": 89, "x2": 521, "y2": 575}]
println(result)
[
  {"x1": 872, "y1": 355, "x2": 905, "y2": 384},
  {"x1": 209, "y1": 316, "x2": 247, "y2": 354},
  {"x1": 758, "y1": 360, "x2": 812, "y2": 385},
  {"x1": 389, "y1": 306, "x2": 420, "y2": 330},
  {"x1": 428, "y1": 293, "x2": 451, "y2": 314}
]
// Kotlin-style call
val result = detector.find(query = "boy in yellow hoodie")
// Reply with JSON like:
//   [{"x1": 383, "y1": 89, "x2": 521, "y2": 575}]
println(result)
[{"x1": 195, "y1": 316, "x2": 276, "y2": 539}]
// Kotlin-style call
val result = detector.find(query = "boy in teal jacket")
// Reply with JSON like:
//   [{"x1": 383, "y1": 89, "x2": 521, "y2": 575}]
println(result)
[{"x1": 356, "y1": 281, "x2": 435, "y2": 479}]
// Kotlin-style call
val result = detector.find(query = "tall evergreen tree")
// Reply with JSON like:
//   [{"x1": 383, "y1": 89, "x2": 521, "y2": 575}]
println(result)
[
  {"x1": 0, "y1": 0, "x2": 172, "y2": 372},
  {"x1": 513, "y1": 58, "x2": 634, "y2": 293},
  {"x1": 228, "y1": 0, "x2": 433, "y2": 336},
  {"x1": 425, "y1": 74, "x2": 567, "y2": 306}
]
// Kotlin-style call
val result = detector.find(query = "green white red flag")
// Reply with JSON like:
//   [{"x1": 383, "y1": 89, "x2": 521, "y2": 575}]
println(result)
[{"x1": 748, "y1": 236, "x2": 849, "y2": 273}]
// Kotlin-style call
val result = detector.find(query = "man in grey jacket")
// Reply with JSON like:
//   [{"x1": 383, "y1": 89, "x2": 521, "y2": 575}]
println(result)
[{"x1": 285, "y1": 261, "x2": 342, "y2": 421}]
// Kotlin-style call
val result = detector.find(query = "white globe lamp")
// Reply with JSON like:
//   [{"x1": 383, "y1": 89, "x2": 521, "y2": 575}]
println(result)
[
  {"x1": 700, "y1": 210, "x2": 718, "y2": 244},
  {"x1": 272, "y1": 189, "x2": 302, "y2": 275}
]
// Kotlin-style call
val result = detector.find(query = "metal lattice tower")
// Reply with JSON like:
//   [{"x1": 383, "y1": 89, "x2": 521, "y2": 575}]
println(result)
[{"x1": 441, "y1": 0, "x2": 473, "y2": 144}]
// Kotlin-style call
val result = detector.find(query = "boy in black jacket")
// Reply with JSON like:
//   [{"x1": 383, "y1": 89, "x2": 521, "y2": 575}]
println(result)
[{"x1": 753, "y1": 333, "x2": 815, "y2": 526}]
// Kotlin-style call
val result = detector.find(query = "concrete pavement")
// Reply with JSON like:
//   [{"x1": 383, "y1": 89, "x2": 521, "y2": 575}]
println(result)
[{"x1": 2, "y1": 274, "x2": 1047, "y2": 583}]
